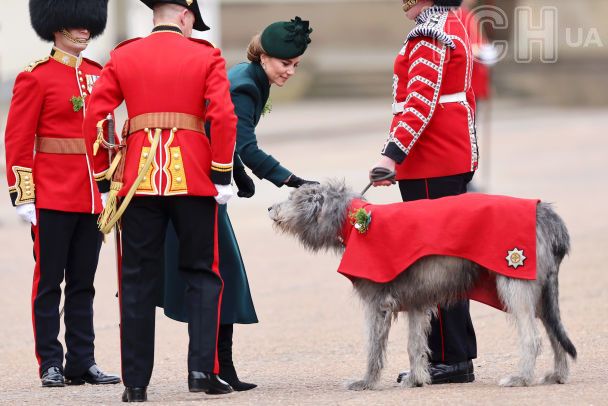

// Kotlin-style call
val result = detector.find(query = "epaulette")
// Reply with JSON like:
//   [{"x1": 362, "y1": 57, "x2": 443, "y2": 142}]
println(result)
[
  {"x1": 114, "y1": 37, "x2": 142, "y2": 50},
  {"x1": 189, "y1": 38, "x2": 216, "y2": 48},
  {"x1": 23, "y1": 56, "x2": 49, "y2": 72},
  {"x1": 83, "y1": 57, "x2": 103, "y2": 69},
  {"x1": 407, "y1": 11, "x2": 456, "y2": 49}
]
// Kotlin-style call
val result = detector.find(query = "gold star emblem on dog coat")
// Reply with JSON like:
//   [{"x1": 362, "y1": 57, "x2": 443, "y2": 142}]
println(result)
[{"x1": 506, "y1": 248, "x2": 526, "y2": 269}]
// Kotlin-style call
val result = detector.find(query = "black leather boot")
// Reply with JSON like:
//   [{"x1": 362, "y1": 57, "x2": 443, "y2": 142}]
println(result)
[
  {"x1": 397, "y1": 360, "x2": 475, "y2": 384},
  {"x1": 188, "y1": 371, "x2": 233, "y2": 394},
  {"x1": 122, "y1": 386, "x2": 147, "y2": 402},
  {"x1": 218, "y1": 324, "x2": 257, "y2": 391}
]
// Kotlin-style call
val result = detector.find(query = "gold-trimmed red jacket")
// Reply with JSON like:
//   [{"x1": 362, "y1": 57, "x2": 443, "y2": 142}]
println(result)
[
  {"x1": 4, "y1": 47, "x2": 106, "y2": 213},
  {"x1": 382, "y1": 6, "x2": 479, "y2": 180},
  {"x1": 83, "y1": 25, "x2": 237, "y2": 197}
]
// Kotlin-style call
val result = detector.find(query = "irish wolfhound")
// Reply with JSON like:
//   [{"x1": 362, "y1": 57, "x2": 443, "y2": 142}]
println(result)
[{"x1": 268, "y1": 180, "x2": 576, "y2": 389}]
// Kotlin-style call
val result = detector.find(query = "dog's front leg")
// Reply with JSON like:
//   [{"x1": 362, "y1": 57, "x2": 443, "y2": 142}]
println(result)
[
  {"x1": 401, "y1": 309, "x2": 432, "y2": 388},
  {"x1": 348, "y1": 304, "x2": 392, "y2": 391}
]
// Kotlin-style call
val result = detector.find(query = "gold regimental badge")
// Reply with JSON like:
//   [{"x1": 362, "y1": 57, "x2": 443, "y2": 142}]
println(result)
[{"x1": 506, "y1": 248, "x2": 526, "y2": 269}]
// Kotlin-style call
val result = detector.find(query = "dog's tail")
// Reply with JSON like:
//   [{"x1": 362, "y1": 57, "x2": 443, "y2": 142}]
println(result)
[
  {"x1": 539, "y1": 203, "x2": 576, "y2": 360},
  {"x1": 542, "y1": 274, "x2": 577, "y2": 360}
]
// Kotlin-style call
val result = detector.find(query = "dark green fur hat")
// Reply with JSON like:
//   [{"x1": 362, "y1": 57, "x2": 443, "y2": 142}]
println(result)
[{"x1": 261, "y1": 17, "x2": 313, "y2": 59}]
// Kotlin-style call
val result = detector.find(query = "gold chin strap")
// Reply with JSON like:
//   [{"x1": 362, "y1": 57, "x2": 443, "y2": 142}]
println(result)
[
  {"x1": 403, "y1": 0, "x2": 419, "y2": 12},
  {"x1": 61, "y1": 28, "x2": 91, "y2": 45},
  {"x1": 98, "y1": 128, "x2": 162, "y2": 234}
]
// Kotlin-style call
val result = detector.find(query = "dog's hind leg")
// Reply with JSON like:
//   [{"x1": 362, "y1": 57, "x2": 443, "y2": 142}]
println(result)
[
  {"x1": 539, "y1": 317, "x2": 569, "y2": 384},
  {"x1": 400, "y1": 308, "x2": 432, "y2": 388},
  {"x1": 348, "y1": 301, "x2": 393, "y2": 391},
  {"x1": 497, "y1": 277, "x2": 541, "y2": 387}
]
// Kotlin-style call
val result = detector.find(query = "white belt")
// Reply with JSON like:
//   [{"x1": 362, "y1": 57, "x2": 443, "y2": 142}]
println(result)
[{"x1": 392, "y1": 92, "x2": 467, "y2": 115}]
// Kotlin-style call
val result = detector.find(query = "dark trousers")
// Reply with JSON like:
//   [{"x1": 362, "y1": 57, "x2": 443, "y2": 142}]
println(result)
[
  {"x1": 398, "y1": 173, "x2": 477, "y2": 363},
  {"x1": 120, "y1": 196, "x2": 223, "y2": 387},
  {"x1": 32, "y1": 209, "x2": 102, "y2": 377}
]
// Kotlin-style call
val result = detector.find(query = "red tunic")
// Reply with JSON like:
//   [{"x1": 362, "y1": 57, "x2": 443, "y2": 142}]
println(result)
[
  {"x1": 383, "y1": 7, "x2": 478, "y2": 180},
  {"x1": 338, "y1": 195, "x2": 539, "y2": 310},
  {"x1": 83, "y1": 29, "x2": 237, "y2": 197},
  {"x1": 455, "y1": 7, "x2": 491, "y2": 100},
  {"x1": 4, "y1": 48, "x2": 105, "y2": 213}
]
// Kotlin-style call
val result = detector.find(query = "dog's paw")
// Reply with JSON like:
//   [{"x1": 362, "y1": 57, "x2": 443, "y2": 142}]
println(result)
[
  {"x1": 347, "y1": 380, "x2": 374, "y2": 391},
  {"x1": 399, "y1": 375, "x2": 425, "y2": 388},
  {"x1": 540, "y1": 372, "x2": 567, "y2": 385},
  {"x1": 499, "y1": 375, "x2": 532, "y2": 387}
]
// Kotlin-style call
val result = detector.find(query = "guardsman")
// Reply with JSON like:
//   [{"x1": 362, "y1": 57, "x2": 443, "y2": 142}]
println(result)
[
  {"x1": 371, "y1": 0, "x2": 479, "y2": 384},
  {"x1": 456, "y1": 0, "x2": 498, "y2": 101},
  {"x1": 3, "y1": 0, "x2": 119, "y2": 388},
  {"x1": 83, "y1": 0, "x2": 237, "y2": 402}
]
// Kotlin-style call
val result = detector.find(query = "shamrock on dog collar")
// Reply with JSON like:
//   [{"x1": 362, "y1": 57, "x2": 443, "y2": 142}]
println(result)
[{"x1": 349, "y1": 208, "x2": 372, "y2": 234}]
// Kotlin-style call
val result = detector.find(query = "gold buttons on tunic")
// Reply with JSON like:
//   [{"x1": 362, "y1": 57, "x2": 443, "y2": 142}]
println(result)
[
  {"x1": 176, "y1": 177, "x2": 182, "y2": 183},
  {"x1": 173, "y1": 153, "x2": 180, "y2": 159},
  {"x1": 174, "y1": 164, "x2": 181, "y2": 170}
]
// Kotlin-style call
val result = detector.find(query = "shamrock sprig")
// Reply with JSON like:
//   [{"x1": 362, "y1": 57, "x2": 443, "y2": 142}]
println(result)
[
  {"x1": 349, "y1": 208, "x2": 372, "y2": 234},
  {"x1": 71, "y1": 96, "x2": 84, "y2": 112},
  {"x1": 262, "y1": 97, "x2": 272, "y2": 117}
]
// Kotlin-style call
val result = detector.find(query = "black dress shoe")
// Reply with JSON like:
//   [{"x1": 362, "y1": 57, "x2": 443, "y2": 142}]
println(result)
[
  {"x1": 41, "y1": 366, "x2": 65, "y2": 387},
  {"x1": 188, "y1": 371, "x2": 233, "y2": 395},
  {"x1": 122, "y1": 387, "x2": 147, "y2": 402},
  {"x1": 66, "y1": 364, "x2": 121, "y2": 385},
  {"x1": 397, "y1": 360, "x2": 475, "y2": 384}
]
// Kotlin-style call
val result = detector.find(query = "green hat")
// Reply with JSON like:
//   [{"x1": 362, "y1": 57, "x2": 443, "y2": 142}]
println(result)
[{"x1": 261, "y1": 17, "x2": 313, "y2": 59}]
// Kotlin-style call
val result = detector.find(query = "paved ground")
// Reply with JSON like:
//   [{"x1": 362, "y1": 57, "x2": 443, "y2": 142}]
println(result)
[{"x1": 0, "y1": 99, "x2": 607, "y2": 405}]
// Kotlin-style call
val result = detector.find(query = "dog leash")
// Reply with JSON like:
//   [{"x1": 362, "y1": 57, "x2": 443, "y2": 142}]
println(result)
[{"x1": 361, "y1": 167, "x2": 396, "y2": 196}]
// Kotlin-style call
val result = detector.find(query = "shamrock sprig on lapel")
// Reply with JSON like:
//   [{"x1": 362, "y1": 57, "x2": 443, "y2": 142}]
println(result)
[
  {"x1": 71, "y1": 96, "x2": 84, "y2": 112},
  {"x1": 349, "y1": 208, "x2": 372, "y2": 234},
  {"x1": 262, "y1": 97, "x2": 273, "y2": 117}
]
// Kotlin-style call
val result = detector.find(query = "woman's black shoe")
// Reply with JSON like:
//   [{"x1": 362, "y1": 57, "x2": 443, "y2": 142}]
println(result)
[{"x1": 218, "y1": 324, "x2": 257, "y2": 391}]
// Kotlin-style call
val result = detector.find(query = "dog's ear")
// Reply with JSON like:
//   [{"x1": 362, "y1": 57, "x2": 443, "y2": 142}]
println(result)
[{"x1": 308, "y1": 192, "x2": 325, "y2": 219}]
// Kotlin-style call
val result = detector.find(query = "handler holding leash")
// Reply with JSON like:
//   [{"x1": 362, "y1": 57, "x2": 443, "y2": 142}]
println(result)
[
  {"x1": 4, "y1": 0, "x2": 119, "y2": 388},
  {"x1": 163, "y1": 17, "x2": 316, "y2": 391},
  {"x1": 83, "y1": 0, "x2": 237, "y2": 402},
  {"x1": 371, "y1": 0, "x2": 479, "y2": 384}
]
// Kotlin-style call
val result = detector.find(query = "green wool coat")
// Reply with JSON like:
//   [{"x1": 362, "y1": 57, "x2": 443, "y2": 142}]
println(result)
[{"x1": 159, "y1": 61, "x2": 292, "y2": 324}]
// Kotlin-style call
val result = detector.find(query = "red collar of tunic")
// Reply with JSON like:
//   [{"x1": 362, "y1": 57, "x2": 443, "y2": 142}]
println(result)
[{"x1": 338, "y1": 194, "x2": 540, "y2": 311}]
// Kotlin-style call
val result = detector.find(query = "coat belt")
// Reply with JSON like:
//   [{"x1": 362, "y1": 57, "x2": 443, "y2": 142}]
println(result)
[
  {"x1": 123, "y1": 112, "x2": 206, "y2": 137},
  {"x1": 392, "y1": 92, "x2": 468, "y2": 115},
  {"x1": 35, "y1": 137, "x2": 87, "y2": 154}
]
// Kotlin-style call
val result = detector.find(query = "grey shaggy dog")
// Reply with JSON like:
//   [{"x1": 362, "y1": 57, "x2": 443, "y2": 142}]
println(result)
[{"x1": 269, "y1": 179, "x2": 577, "y2": 389}]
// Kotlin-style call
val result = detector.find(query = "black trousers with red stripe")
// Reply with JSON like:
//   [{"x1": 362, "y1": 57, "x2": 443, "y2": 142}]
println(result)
[
  {"x1": 32, "y1": 209, "x2": 102, "y2": 377},
  {"x1": 398, "y1": 172, "x2": 477, "y2": 363},
  {"x1": 120, "y1": 196, "x2": 222, "y2": 388}
]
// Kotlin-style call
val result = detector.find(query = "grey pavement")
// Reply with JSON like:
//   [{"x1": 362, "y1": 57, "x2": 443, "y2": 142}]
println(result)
[{"x1": 0, "y1": 98, "x2": 607, "y2": 404}]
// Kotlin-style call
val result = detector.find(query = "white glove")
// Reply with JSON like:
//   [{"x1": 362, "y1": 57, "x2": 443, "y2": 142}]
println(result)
[
  {"x1": 101, "y1": 192, "x2": 109, "y2": 208},
  {"x1": 16, "y1": 203, "x2": 37, "y2": 226},
  {"x1": 214, "y1": 184, "x2": 234, "y2": 205},
  {"x1": 477, "y1": 44, "x2": 499, "y2": 66}
]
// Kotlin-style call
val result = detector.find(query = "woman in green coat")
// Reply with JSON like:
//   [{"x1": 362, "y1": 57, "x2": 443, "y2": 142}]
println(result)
[{"x1": 162, "y1": 17, "x2": 315, "y2": 391}]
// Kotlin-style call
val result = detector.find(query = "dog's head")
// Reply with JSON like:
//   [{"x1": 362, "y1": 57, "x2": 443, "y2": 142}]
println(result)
[{"x1": 269, "y1": 179, "x2": 360, "y2": 253}]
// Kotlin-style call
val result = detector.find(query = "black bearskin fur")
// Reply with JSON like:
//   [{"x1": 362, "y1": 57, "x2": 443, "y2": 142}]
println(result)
[{"x1": 29, "y1": 0, "x2": 108, "y2": 42}]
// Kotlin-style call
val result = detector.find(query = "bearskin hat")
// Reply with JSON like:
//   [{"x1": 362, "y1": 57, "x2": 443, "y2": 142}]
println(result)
[
  {"x1": 29, "y1": 0, "x2": 109, "y2": 42},
  {"x1": 434, "y1": 0, "x2": 464, "y2": 6}
]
